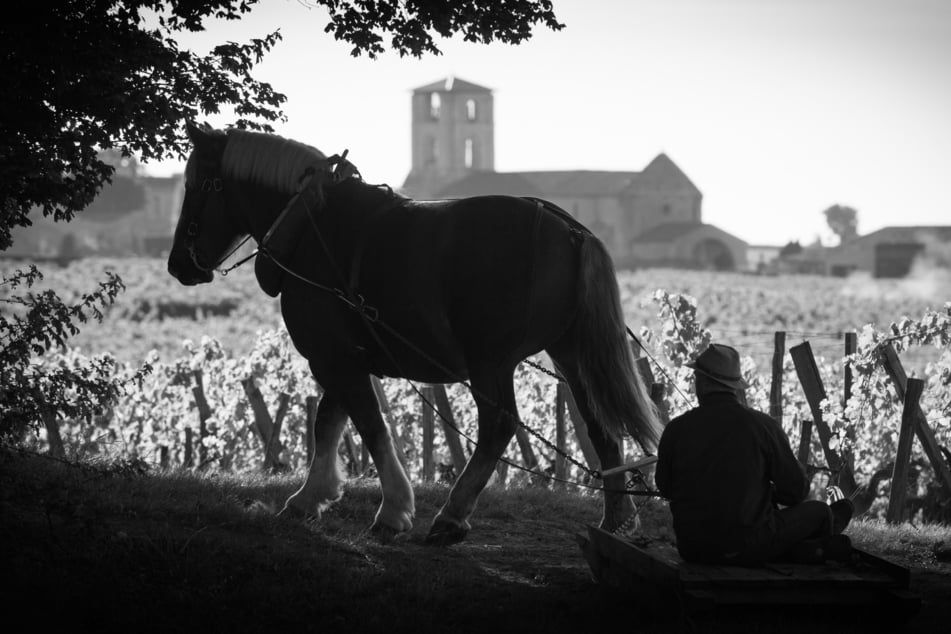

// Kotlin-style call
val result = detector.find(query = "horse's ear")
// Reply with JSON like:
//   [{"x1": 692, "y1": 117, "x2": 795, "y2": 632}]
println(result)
[{"x1": 185, "y1": 120, "x2": 209, "y2": 146}]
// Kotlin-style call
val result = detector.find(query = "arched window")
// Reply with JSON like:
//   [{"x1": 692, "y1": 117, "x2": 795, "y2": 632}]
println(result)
[
  {"x1": 466, "y1": 99, "x2": 477, "y2": 121},
  {"x1": 464, "y1": 138, "x2": 474, "y2": 168},
  {"x1": 429, "y1": 93, "x2": 441, "y2": 119}
]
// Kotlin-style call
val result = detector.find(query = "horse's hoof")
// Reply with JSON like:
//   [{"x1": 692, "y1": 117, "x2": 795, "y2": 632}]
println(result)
[
  {"x1": 277, "y1": 503, "x2": 312, "y2": 521},
  {"x1": 370, "y1": 521, "x2": 404, "y2": 545},
  {"x1": 425, "y1": 519, "x2": 468, "y2": 546}
]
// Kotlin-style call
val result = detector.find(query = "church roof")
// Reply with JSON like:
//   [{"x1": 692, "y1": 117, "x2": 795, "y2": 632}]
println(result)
[
  {"x1": 627, "y1": 153, "x2": 701, "y2": 196},
  {"x1": 517, "y1": 171, "x2": 638, "y2": 196},
  {"x1": 437, "y1": 171, "x2": 542, "y2": 197},
  {"x1": 632, "y1": 222, "x2": 707, "y2": 243},
  {"x1": 438, "y1": 170, "x2": 638, "y2": 198},
  {"x1": 412, "y1": 76, "x2": 492, "y2": 93}
]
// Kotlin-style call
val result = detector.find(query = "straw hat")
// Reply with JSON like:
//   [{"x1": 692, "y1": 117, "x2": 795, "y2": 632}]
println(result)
[{"x1": 686, "y1": 343, "x2": 749, "y2": 389}]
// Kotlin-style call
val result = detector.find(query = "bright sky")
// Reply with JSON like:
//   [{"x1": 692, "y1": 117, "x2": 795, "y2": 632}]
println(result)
[{"x1": 145, "y1": 0, "x2": 951, "y2": 247}]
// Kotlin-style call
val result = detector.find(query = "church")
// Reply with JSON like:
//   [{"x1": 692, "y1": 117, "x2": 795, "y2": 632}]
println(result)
[
  {"x1": 401, "y1": 77, "x2": 747, "y2": 271},
  {"x1": 5, "y1": 77, "x2": 747, "y2": 271}
]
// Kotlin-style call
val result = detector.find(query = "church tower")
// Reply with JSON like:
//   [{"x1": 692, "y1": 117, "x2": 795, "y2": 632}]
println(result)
[{"x1": 401, "y1": 76, "x2": 495, "y2": 199}]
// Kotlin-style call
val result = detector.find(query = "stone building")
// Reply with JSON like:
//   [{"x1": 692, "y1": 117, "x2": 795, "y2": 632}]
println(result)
[
  {"x1": 824, "y1": 226, "x2": 951, "y2": 278},
  {"x1": 401, "y1": 76, "x2": 747, "y2": 271},
  {"x1": 6, "y1": 151, "x2": 183, "y2": 260}
]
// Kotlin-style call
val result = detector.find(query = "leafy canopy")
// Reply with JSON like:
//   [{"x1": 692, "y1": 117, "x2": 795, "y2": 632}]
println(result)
[{"x1": 0, "y1": 0, "x2": 562, "y2": 251}]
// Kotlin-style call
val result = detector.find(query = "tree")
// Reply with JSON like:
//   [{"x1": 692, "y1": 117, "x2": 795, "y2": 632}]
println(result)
[
  {"x1": 0, "y1": 1, "x2": 562, "y2": 443},
  {"x1": 779, "y1": 240, "x2": 803, "y2": 258},
  {"x1": 823, "y1": 204, "x2": 859, "y2": 245},
  {"x1": 0, "y1": 0, "x2": 562, "y2": 250}
]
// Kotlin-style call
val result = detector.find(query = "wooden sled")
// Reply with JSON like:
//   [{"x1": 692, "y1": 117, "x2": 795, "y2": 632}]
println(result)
[{"x1": 576, "y1": 525, "x2": 921, "y2": 617}]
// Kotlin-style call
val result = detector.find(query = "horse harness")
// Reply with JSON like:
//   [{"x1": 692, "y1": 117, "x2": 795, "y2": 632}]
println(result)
[{"x1": 191, "y1": 155, "x2": 658, "y2": 496}]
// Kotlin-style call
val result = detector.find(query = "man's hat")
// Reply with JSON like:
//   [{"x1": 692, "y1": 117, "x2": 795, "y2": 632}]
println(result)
[{"x1": 686, "y1": 344, "x2": 749, "y2": 389}]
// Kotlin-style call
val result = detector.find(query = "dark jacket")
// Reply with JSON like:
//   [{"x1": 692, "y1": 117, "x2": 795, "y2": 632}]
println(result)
[{"x1": 655, "y1": 392, "x2": 808, "y2": 560}]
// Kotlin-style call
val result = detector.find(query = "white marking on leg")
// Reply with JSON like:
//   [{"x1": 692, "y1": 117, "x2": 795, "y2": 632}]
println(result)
[{"x1": 283, "y1": 422, "x2": 346, "y2": 517}]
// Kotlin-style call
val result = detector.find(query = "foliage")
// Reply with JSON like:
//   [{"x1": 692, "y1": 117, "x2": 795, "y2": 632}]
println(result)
[
  {"x1": 0, "y1": 1, "x2": 288, "y2": 250},
  {"x1": 823, "y1": 204, "x2": 859, "y2": 244},
  {"x1": 0, "y1": 266, "x2": 150, "y2": 441},
  {"x1": 0, "y1": 0, "x2": 562, "y2": 250},
  {"x1": 321, "y1": 0, "x2": 563, "y2": 57},
  {"x1": 6, "y1": 256, "x2": 951, "y2": 519},
  {"x1": 779, "y1": 240, "x2": 804, "y2": 258}
]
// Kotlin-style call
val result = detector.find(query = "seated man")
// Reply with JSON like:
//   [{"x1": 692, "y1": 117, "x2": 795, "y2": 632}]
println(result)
[{"x1": 655, "y1": 343, "x2": 853, "y2": 566}]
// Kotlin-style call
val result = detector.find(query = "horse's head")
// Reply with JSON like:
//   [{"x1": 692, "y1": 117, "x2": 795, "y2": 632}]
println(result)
[{"x1": 168, "y1": 122, "x2": 247, "y2": 285}]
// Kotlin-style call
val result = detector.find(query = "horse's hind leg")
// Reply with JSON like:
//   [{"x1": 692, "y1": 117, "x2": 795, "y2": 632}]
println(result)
[
  {"x1": 280, "y1": 392, "x2": 349, "y2": 519},
  {"x1": 427, "y1": 365, "x2": 519, "y2": 546},
  {"x1": 547, "y1": 349, "x2": 636, "y2": 533}
]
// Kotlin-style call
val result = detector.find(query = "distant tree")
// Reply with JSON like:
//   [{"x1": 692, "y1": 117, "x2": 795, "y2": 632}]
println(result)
[
  {"x1": 823, "y1": 204, "x2": 859, "y2": 245},
  {"x1": 779, "y1": 240, "x2": 803, "y2": 258}
]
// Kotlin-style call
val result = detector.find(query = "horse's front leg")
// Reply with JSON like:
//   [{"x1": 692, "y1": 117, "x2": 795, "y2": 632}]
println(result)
[
  {"x1": 279, "y1": 393, "x2": 348, "y2": 519},
  {"x1": 340, "y1": 375, "x2": 415, "y2": 538}
]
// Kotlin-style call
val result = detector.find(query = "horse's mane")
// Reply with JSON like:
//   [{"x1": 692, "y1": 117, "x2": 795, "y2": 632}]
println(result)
[{"x1": 220, "y1": 129, "x2": 327, "y2": 194}]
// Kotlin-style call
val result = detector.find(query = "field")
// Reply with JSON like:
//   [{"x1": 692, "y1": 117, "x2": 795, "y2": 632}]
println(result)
[
  {"x1": 4, "y1": 257, "x2": 949, "y2": 500},
  {"x1": 3, "y1": 256, "x2": 951, "y2": 631}
]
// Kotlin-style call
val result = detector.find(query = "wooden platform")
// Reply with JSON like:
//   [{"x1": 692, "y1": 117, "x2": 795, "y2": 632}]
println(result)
[{"x1": 576, "y1": 525, "x2": 921, "y2": 616}]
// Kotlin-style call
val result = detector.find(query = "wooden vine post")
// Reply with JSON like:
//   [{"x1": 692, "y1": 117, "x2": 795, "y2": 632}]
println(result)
[
  {"x1": 554, "y1": 382, "x2": 568, "y2": 483},
  {"x1": 432, "y1": 384, "x2": 468, "y2": 477},
  {"x1": 192, "y1": 370, "x2": 212, "y2": 468},
  {"x1": 183, "y1": 427, "x2": 193, "y2": 468},
  {"x1": 886, "y1": 378, "x2": 924, "y2": 523},
  {"x1": 240, "y1": 377, "x2": 286, "y2": 472},
  {"x1": 842, "y1": 332, "x2": 858, "y2": 475},
  {"x1": 41, "y1": 411, "x2": 65, "y2": 459},
  {"x1": 789, "y1": 341, "x2": 857, "y2": 494},
  {"x1": 305, "y1": 395, "x2": 318, "y2": 465},
  {"x1": 879, "y1": 344, "x2": 951, "y2": 498},
  {"x1": 265, "y1": 392, "x2": 291, "y2": 472},
  {"x1": 562, "y1": 384, "x2": 601, "y2": 486},
  {"x1": 371, "y1": 376, "x2": 408, "y2": 469},
  {"x1": 769, "y1": 331, "x2": 786, "y2": 422},
  {"x1": 514, "y1": 424, "x2": 540, "y2": 480},
  {"x1": 797, "y1": 419, "x2": 813, "y2": 468},
  {"x1": 421, "y1": 385, "x2": 435, "y2": 481}
]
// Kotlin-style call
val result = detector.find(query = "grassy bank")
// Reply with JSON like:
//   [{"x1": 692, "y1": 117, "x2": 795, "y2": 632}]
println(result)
[{"x1": 2, "y1": 448, "x2": 949, "y2": 634}]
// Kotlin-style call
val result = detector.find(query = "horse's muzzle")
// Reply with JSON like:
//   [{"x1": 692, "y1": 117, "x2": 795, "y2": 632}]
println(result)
[{"x1": 168, "y1": 253, "x2": 213, "y2": 285}]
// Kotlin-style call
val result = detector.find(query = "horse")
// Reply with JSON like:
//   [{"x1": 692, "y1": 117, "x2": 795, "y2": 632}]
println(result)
[{"x1": 167, "y1": 122, "x2": 662, "y2": 545}]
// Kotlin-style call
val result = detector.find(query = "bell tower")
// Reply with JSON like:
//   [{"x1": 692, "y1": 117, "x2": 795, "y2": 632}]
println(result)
[{"x1": 401, "y1": 76, "x2": 494, "y2": 199}]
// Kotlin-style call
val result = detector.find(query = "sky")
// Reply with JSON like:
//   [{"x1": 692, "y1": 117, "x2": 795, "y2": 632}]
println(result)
[{"x1": 144, "y1": 0, "x2": 951, "y2": 247}]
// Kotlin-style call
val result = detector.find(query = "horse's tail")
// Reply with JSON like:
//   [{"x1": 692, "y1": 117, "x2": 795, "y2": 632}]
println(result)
[{"x1": 572, "y1": 236, "x2": 663, "y2": 452}]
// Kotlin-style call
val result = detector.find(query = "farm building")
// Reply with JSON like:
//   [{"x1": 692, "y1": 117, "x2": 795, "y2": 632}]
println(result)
[
  {"x1": 6, "y1": 151, "x2": 183, "y2": 260},
  {"x1": 825, "y1": 226, "x2": 951, "y2": 278},
  {"x1": 400, "y1": 76, "x2": 748, "y2": 271},
  {"x1": 770, "y1": 227, "x2": 951, "y2": 278}
]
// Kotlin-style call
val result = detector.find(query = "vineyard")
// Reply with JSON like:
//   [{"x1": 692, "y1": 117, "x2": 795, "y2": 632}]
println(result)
[{"x1": 3, "y1": 256, "x2": 950, "y2": 521}]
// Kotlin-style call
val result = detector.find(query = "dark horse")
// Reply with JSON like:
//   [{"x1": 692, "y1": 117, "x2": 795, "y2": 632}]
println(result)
[{"x1": 168, "y1": 122, "x2": 662, "y2": 544}]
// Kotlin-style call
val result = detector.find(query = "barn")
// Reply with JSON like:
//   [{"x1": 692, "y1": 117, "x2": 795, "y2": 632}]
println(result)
[{"x1": 825, "y1": 226, "x2": 951, "y2": 278}]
